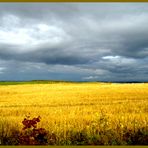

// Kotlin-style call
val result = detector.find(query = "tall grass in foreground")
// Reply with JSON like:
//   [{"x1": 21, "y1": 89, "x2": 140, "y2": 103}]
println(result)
[{"x1": 0, "y1": 83, "x2": 148, "y2": 145}]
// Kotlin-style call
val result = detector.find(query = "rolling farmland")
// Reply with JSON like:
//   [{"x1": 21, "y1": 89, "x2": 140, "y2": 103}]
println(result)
[{"x1": 0, "y1": 82, "x2": 148, "y2": 145}]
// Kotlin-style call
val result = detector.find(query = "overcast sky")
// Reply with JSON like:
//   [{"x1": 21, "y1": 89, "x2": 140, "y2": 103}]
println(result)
[{"x1": 0, "y1": 3, "x2": 148, "y2": 82}]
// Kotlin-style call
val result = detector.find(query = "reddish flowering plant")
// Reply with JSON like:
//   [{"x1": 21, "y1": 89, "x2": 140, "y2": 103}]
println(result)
[
  {"x1": 19, "y1": 115, "x2": 48, "y2": 145},
  {"x1": 22, "y1": 116, "x2": 41, "y2": 130}
]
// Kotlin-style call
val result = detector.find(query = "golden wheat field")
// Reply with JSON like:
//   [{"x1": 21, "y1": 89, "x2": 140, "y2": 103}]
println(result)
[{"x1": 0, "y1": 82, "x2": 148, "y2": 145}]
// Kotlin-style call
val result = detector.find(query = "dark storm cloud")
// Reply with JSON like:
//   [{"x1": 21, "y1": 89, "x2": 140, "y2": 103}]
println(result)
[{"x1": 0, "y1": 3, "x2": 148, "y2": 81}]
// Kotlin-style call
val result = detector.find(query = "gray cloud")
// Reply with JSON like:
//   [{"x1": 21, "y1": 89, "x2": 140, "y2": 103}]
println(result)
[{"x1": 0, "y1": 3, "x2": 148, "y2": 81}]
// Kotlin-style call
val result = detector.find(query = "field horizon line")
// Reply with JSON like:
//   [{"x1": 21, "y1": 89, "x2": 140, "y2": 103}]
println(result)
[{"x1": 0, "y1": 80, "x2": 147, "y2": 85}]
